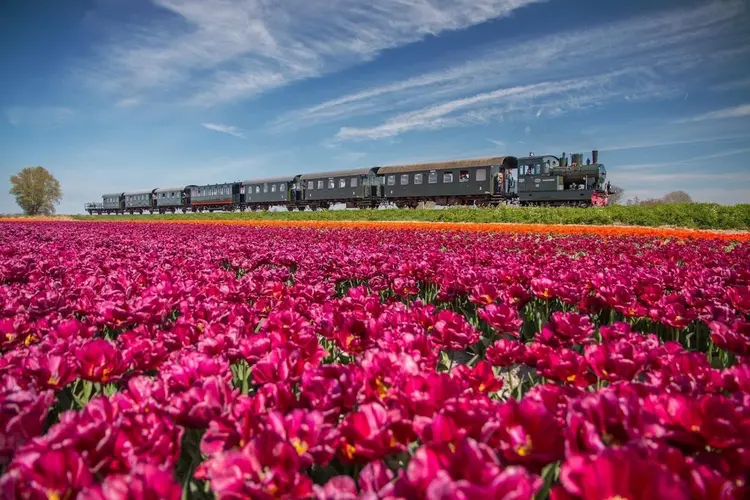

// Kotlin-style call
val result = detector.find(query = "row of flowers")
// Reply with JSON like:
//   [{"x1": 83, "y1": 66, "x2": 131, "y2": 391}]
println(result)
[
  {"x1": 2, "y1": 217, "x2": 749, "y2": 241},
  {"x1": 0, "y1": 221, "x2": 748, "y2": 499}
]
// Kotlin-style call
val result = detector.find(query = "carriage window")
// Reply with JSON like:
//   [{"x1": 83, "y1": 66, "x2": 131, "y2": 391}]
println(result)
[
  {"x1": 339, "y1": 178, "x2": 346, "y2": 188},
  {"x1": 414, "y1": 173, "x2": 423, "y2": 184},
  {"x1": 476, "y1": 169, "x2": 487, "y2": 182},
  {"x1": 350, "y1": 177, "x2": 357, "y2": 187},
  {"x1": 328, "y1": 179, "x2": 335, "y2": 189},
  {"x1": 318, "y1": 180, "x2": 324, "y2": 189},
  {"x1": 400, "y1": 174, "x2": 409, "y2": 185},
  {"x1": 443, "y1": 172, "x2": 454, "y2": 183},
  {"x1": 308, "y1": 181, "x2": 314, "y2": 189},
  {"x1": 428, "y1": 171, "x2": 438, "y2": 183},
  {"x1": 459, "y1": 170, "x2": 469, "y2": 182},
  {"x1": 387, "y1": 175, "x2": 396, "y2": 186},
  {"x1": 254, "y1": 186, "x2": 260, "y2": 193},
  {"x1": 271, "y1": 184, "x2": 276, "y2": 192}
]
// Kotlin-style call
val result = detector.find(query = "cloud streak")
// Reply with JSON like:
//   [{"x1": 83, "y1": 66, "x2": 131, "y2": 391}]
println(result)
[
  {"x1": 675, "y1": 104, "x2": 750, "y2": 123},
  {"x1": 201, "y1": 122, "x2": 245, "y2": 138},
  {"x1": 83, "y1": 0, "x2": 544, "y2": 107},
  {"x1": 334, "y1": 68, "x2": 671, "y2": 140},
  {"x1": 273, "y1": 0, "x2": 747, "y2": 137},
  {"x1": 5, "y1": 106, "x2": 74, "y2": 127}
]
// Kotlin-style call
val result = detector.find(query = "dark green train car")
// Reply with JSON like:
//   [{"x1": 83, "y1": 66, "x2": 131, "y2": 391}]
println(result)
[
  {"x1": 301, "y1": 168, "x2": 379, "y2": 209},
  {"x1": 377, "y1": 156, "x2": 518, "y2": 207},
  {"x1": 243, "y1": 176, "x2": 300, "y2": 209}
]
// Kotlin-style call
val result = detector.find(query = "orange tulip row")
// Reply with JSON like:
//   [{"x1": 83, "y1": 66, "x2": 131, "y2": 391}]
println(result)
[{"x1": 1, "y1": 217, "x2": 747, "y2": 241}]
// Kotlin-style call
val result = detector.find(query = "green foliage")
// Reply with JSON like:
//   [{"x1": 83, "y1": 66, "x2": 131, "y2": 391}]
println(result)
[
  {"x1": 9, "y1": 166, "x2": 62, "y2": 215},
  {"x1": 73, "y1": 203, "x2": 750, "y2": 230}
]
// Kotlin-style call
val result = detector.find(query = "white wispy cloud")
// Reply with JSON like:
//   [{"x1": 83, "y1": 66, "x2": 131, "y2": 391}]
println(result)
[
  {"x1": 82, "y1": 0, "x2": 544, "y2": 107},
  {"x1": 711, "y1": 77, "x2": 750, "y2": 91},
  {"x1": 333, "y1": 151, "x2": 367, "y2": 162},
  {"x1": 201, "y1": 122, "x2": 245, "y2": 138},
  {"x1": 612, "y1": 147, "x2": 750, "y2": 174},
  {"x1": 115, "y1": 98, "x2": 141, "y2": 108},
  {"x1": 675, "y1": 104, "x2": 750, "y2": 123},
  {"x1": 273, "y1": 0, "x2": 747, "y2": 136},
  {"x1": 596, "y1": 133, "x2": 750, "y2": 153},
  {"x1": 5, "y1": 106, "x2": 74, "y2": 127},
  {"x1": 335, "y1": 68, "x2": 668, "y2": 140}
]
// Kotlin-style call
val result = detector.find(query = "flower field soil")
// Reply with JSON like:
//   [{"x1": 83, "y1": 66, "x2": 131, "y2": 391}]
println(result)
[{"x1": 1, "y1": 221, "x2": 749, "y2": 499}]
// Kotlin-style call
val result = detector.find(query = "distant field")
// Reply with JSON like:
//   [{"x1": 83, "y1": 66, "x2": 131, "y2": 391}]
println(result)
[{"x1": 68, "y1": 203, "x2": 750, "y2": 230}]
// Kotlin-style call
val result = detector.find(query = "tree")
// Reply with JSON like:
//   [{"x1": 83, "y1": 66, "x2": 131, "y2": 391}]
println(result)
[
  {"x1": 9, "y1": 166, "x2": 62, "y2": 215},
  {"x1": 661, "y1": 190, "x2": 693, "y2": 204}
]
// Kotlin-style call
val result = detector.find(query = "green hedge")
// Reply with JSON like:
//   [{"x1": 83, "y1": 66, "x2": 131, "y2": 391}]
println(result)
[{"x1": 71, "y1": 203, "x2": 750, "y2": 230}]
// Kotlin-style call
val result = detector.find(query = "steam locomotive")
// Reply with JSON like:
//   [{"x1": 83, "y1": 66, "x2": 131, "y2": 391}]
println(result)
[{"x1": 84, "y1": 150, "x2": 610, "y2": 214}]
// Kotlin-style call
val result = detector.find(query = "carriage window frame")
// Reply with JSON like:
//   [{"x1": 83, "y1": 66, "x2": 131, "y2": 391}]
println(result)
[
  {"x1": 308, "y1": 181, "x2": 314, "y2": 189},
  {"x1": 271, "y1": 184, "x2": 276, "y2": 192},
  {"x1": 328, "y1": 179, "x2": 335, "y2": 189},
  {"x1": 428, "y1": 171, "x2": 438, "y2": 184},
  {"x1": 387, "y1": 175, "x2": 396, "y2": 186},
  {"x1": 476, "y1": 168, "x2": 487, "y2": 182},
  {"x1": 318, "y1": 180, "x2": 324, "y2": 189},
  {"x1": 459, "y1": 170, "x2": 470, "y2": 182},
  {"x1": 414, "y1": 173, "x2": 423, "y2": 184},
  {"x1": 350, "y1": 177, "x2": 358, "y2": 187},
  {"x1": 263, "y1": 184, "x2": 268, "y2": 193},
  {"x1": 339, "y1": 178, "x2": 346, "y2": 188},
  {"x1": 442, "y1": 172, "x2": 453, "y2": 183},
  {"x1": 400, "y1": 174, "x2": 409, "y2": 185}
]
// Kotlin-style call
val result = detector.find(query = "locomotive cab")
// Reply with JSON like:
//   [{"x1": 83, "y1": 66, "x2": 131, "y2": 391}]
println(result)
[{"x1": 516, "y1": 151, "x2": 607, "y2": 206}]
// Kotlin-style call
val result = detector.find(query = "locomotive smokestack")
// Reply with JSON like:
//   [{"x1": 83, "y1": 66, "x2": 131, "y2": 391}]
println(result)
[{"x1": 592, "y1": 150, "x2": 599, "y2": 164}]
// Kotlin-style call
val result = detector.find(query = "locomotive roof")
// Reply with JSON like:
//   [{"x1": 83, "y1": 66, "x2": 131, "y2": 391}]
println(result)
[
  {"x1": 377, "y1": 156, "x2": 516, "y2": 175},
  {"x1": 243, "y1": 176, "x2": 297, "y2": 185},
  {"x1": 299, "y1": 167, "x2": 374, "y2": 179},
  {"x1": 154, "y1": 186, "x2": 186, "y2": 193}
]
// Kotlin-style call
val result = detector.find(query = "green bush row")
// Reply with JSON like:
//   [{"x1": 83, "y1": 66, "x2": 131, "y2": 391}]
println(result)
[{"x1": 72, "y1": 203, "x2": 750, "y2": 230}]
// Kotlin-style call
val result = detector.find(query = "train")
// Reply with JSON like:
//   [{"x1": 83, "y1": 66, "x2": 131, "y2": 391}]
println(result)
[{"x1": 84, "y1": 150, "x2": 611, "y2": 214}]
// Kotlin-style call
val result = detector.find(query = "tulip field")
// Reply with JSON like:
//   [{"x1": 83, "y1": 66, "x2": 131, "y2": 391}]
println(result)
[{"x1": 1, "y1": 220, "x2": 749, "y2": 499}]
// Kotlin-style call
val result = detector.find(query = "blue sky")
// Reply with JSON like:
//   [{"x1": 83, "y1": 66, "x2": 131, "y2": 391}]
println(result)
[{"x1": 1, "y1": 0, "x2": 750, "y2": 213}]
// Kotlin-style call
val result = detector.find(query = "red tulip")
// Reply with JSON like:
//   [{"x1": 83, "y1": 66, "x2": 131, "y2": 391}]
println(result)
[
  {"x1": 0, "y1": 387, "x2": 54, "y2": 465},
  {"x1": 430, "y1": 309, "x2": 480, "y2": 350},
  {"x1": 76, "y1": 338, "x2": 128, "y2": 383},
  {"x1": 555, "y1": 447, "x2": 691, "y2": 500},
  {"x1": 78, "y1": 464, "x2": 181, "y2": 500},
  {"x1": 0, "y1": 448, "x2": 93, "y2": 499},
  {"x1": 478, "y1": 303, "x2": 523, "y2": 336},
  {"x1": 482, "y1": 398, "x2": 565, "y2": 471}
]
